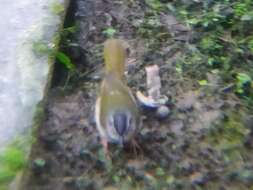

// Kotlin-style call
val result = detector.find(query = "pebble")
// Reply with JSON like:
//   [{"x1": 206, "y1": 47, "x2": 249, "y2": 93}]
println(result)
[
  {"x1": 134, "y1": 170, "x2": 146, "y2": 181},
  {"x1": 79, "y1": 149, "x2": 93, "y2": 161},
  {"x1": 32, "y1": 158, "x2": 47, "y2": 175},
  {"x1": 155, "y1": 105, "x2": 170, "y2": 119},
  {"x1": 243, "y1": 115, "x2": 253, "y2": 129},
  {"x1": 40, "y1": 134, "x2": 58, "y2": 150},
  {"x1": 190, "y1": 172, "x2": 206, "y2": 186},
  {"x1": 95, "y1": 160, "x2": 107, "y2": 171},
  {"x1": 64, "y1": 178, "x2": 97, "y2": 190}
]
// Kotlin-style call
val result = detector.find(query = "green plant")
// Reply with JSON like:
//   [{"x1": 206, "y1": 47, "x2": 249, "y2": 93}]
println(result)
[
  {"x1": 200, "y1": 35, "x2": 223, "y2": 53},
  {"x1": 33, "y1": 41, "x2": 52, "y2": 55},
  {"x1": 0, "y1": 168, "x2": 15, "y2": 184},
  {"x1": 62, "y1": 26, "x2": 77, "y2": 34},
  {"x1": 234, "y1": 2, "x2": 248, "y2": 17},
  {"x1": 155, "y1": 167, "x2": 165, "y2": 176},
  {"x1": 145, "y1": 0, "x2": 163, "y2": 11},
  {"x1": 50, "y1": 2, "x2": 64, "y2": 15},
  {"x1": 0, "y1": 143, "x2": 27, "y2": 188},
  {"x1": 0, "y1": 148, "x2": 26, "y2": 171},
  {"x1": 56, "y1": 51, "x2": 75, "y2": 70},
  {"x1": 248, "y1": 38, "x2": 253, "y2": 53},
  {"x1": 198, "y1": 80, "x2": 208, "y2": 86},
  {"x1": 102, "y1": 27, "x2": 117, "y2": 38},
  {"x1": 235, "y1": 73, "x2": 252, "y2": 94}
]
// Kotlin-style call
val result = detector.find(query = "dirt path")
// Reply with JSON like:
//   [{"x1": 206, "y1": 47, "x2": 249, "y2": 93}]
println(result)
[{"x1": 23, "y1": 1, "x2": 253, "y2": 190}]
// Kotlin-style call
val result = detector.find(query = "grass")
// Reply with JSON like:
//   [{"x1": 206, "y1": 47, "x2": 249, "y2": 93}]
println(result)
[
  {"x1": 0, "y1": 136, "x2": 30, "y2": 188},
  {"x1": 139, "y1": 1, "x2": 253, "y2": 100}
]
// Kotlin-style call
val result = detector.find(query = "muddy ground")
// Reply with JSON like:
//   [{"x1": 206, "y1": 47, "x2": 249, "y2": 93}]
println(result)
[{"x1": 23, "y1": 0, "x2": 253, "y2": 190}]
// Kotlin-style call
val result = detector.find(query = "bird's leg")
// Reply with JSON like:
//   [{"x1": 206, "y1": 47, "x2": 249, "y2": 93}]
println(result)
[
  {"x1": 131, "y1": 138, "x2": 143, "y2": 158},
  {"x1": 101, "y1": 137, "x2": 110, "y2": 159}
]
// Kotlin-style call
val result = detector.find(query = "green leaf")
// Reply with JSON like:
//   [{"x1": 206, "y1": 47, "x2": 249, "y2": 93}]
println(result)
[
  {"x1": 145, "y1": 0, "x2": 163, "y2": 10},
  {"x1": 0, "y1": 168, "x2": 15, "y2": 184},
  {"x1": 236, "y1": 73, "x2": 251, "y2": 85},
  {"x1": 155, "y1": 167, "x2": 165, "y2": 176},
  {"x1": 63, "y1": 26, "x2": 77, "y2": 34},
  {"x1": 166, "y1": 175, "x2": 175, "y2": 185},
  {"x1": 208, "y1": 57, "x2": 214, "y2": 66},
  {"x1": 56, "y1": 52, "x2": 75, "y2": 70},
  {"x1": 175, "y1": 64, "x2": 182, "y2": 73},
  {"x1": 0, "y1": 147, "x2": 26, "y2": 171},
  {"x1": 112, "y1": 175, "x2": 120, "y2": 183},
  {"x1": 235, "y1": 73, "x2": 251, "y2": 94},
  {"x1": 33, "y1": 42, "x2": 52, "y2": 55},
  {"x1": 102, "y1": 27, "x2": 117, "y2": 38},
  {"x1": 198, "y1": 80, "x2": 208, "y2": 86},
  {"x1": 0, "y1": 185, "x2": 9, "y2": 190},
  {"x1": 50, "y1": 2, "x2": 64, "y2": 15}
]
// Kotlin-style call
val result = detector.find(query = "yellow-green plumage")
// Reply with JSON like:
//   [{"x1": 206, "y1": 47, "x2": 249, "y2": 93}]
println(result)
[
  {"x1": 104, "y1": 39, "x2": 125, "y2": 79},
  {"x1": 99, "y1": 75, "x2": 139, "y2": 127},
  {"x1": 95, "y1": 39, "x2": 140, "y2": 145}
]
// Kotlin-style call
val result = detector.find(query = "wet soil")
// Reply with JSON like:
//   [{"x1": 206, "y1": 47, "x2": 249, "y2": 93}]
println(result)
[{"x1": 23, "y1": 0, "x2": 253, "y2": 190}]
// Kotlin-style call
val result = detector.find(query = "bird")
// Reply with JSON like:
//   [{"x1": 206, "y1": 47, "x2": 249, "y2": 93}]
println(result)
[{"x1": 95, "y1": 39, "x2": 140, "y2": 156}]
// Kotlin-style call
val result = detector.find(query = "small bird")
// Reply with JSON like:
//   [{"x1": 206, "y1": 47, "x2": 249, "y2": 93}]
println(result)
[{"x1": 95, "y1": 39, "x2": 140, "y2": 156}]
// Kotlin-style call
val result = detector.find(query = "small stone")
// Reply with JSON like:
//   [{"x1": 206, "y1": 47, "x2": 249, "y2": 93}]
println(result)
[
  {"x1": 226, "y1": 171, "x2": 239, "y2": 180},
  {"x1": 79, "y1": 149, "x2": 93, "y2": 161},
  {"x1": 139, "y1": 129, "x2": 153, "y2": 142},
  {"x1": 176, "y1": 91, "x2": 197, "y2": 112},
  {"x1": 220, "y1": 84, "x2": 235, "y2": 93},
  {"x1": 190, "y1": 172, "x2": 206, "y2": 186},
  {"x1": 243, "y1": 115, "x2": 253, "y2": 129},
  {"x1": 34, "y1": 158, "x2": 46, "y2": 167},
  {"x1": 179, "y1": 159, "x2": 193, "y2": 174},
  {"x1": 170, "y1": 120, "x2": 184, "y2": 136},
  {"x1": 95, "y1": 159, "x2": 106, "y2": 171},
  {"x1": 91, "y1": 75, "x2": 101, "y2": 81},
  {"x1": 153, "y1": 132, "x2": 167, "y2": 142},
  {"x1": 126, "y1": 165, "x2": 136, "y2": 175},
  {"x1": 76, "y1": 179, "x2": 97, "y2": 190},
  {"x1": 155, "y1": 167, "x2": 165, "y2": 176},
  {"x1": 40, "y1": 134, "x2": 58, "y2": 150},
  {"x1": 244, "y1": 136, "x2": 253, "y2": 149},
  {"x1": 64, "y1": 178, "x2": 97, "y2": 190},
  {"x1": 134, "y1": 170, "x2": 146, "y2": 181},
  {"x1": 32, "y1": 158, "x2": 47, "y2": 175},
  {"x1": 156, "y1": 105, "x2": 170, "y2": 119},
  {"x1": 238, "y1": 169, "x2": 253, "y2": 184}
]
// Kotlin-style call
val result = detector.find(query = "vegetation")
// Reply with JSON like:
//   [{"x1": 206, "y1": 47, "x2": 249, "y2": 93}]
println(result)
[
  {"x1": 103, "y1": 27, "x2": 117, "y2": 38},
  {"x1": 0, "y1": 137, "x2": 30, "y2": 189},
  {"x1": 138, "y1": 0, "x2": 253, "y2": 104},
  {"x1": 33, "y1": 37, "x2": 76, "y2": 71},
  {"x1": 50, "y1": 2, "x2": 65, "y2": 15},
  {"x1": 170, "y1": 0, "x2": 253, "y2": 103}
]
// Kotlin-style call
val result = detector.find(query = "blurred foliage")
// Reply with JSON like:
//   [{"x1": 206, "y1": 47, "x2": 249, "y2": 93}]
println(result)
[
  {"x1": 0, "y1": 136, "x2": 29, "y2": 188},
  {"x1": 163, "y1": 0, "x2": 253, "y2": 105},
  {"x1": 33, "y1": 41, "x2": 52, "y2": 55},
  {"x1": 138, "y1": 0, "x2": 253, "y2": 103},
  {"x1": 50, "y1": 2, "x2": 65, "y2": 15},
  {"x1": 103, "y1": 27, "x2": 117, "y2": 38},
  {"x1": 33, "y1": 25, "x2": 76, "y2": 71},
  {"x1": 56, "y1": 51, "x2": 75, "y2": 71}
]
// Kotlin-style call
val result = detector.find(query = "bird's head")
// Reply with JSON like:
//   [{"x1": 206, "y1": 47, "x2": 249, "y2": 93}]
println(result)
[{"x1": 105, "y1": 109, "x2": 138, "y2": 145}]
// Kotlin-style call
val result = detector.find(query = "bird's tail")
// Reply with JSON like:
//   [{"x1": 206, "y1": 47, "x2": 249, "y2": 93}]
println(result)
[{"x1": 103, "y1": 39, "x2": 126, "y2": 79}]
